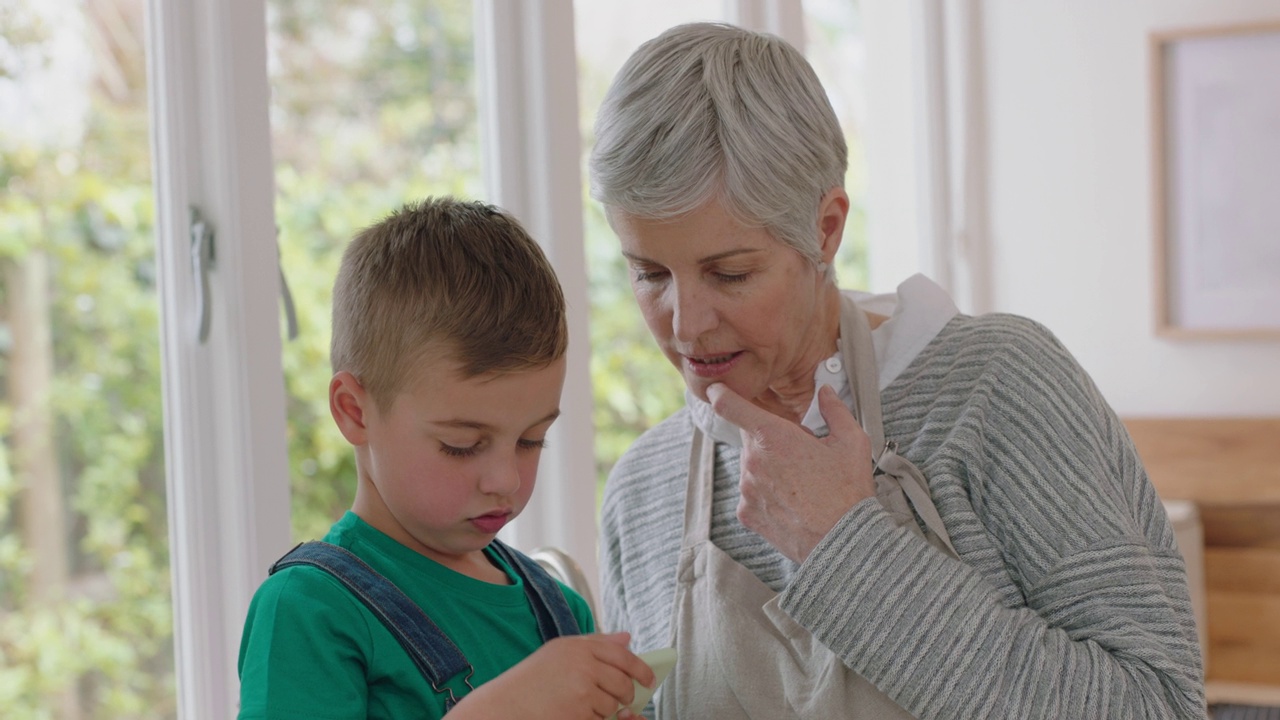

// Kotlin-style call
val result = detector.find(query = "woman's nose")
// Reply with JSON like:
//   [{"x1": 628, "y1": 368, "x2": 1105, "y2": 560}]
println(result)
[{"x1": 670, "y1": 281, "x2": 716, "y2": 343}]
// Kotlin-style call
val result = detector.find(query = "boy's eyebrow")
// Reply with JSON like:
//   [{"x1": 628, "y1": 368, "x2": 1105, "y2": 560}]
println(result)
[
  {"x1": 621, "y1": 248, "x2": 760, "y2": 265},
  {"x1": 431, "y1": 410, "x2": 561, "y2": 431}
]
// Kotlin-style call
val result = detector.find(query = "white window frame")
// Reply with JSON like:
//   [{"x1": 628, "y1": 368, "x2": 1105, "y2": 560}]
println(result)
[
  {"x1": 146, "y1": 0, "x2": 289, "y2": 717},
  {"x1": 474, "y1": 0, "x2": 601, "y2": 597}
]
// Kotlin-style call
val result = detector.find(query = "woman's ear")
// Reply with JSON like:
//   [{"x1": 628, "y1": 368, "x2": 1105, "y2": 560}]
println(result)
[
  {"x1": 330, "y1": 371, "x2": 371, "y2": 446},
  {"x1": 817, "y1": 187, "x2": 850, "y2": 266}
]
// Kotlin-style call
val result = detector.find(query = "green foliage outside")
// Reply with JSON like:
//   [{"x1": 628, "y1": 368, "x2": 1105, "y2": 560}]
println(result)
[
  {"x1": 266, "y1": 0, "x2": 483, "y2": 543},
  {"x1": 1, "y1": 2, "x2": 175, "y2": 716}
]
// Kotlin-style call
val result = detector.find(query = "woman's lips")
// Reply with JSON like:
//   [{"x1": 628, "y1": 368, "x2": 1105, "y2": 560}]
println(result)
[
  {"x1": 470, "y1": 511, "x2": 511, "y2": 534},
  {"x1": 683, "y1": 351, "x2": 743, "y2": 378}
]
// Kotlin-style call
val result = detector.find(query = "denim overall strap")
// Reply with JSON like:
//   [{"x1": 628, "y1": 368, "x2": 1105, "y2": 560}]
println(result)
[
  {"x1": 270, "y1": 542, "x2": 474, "y2": 710},
  {"x1": 487, "y1": 539, "x2": 582, "y2": 641}
]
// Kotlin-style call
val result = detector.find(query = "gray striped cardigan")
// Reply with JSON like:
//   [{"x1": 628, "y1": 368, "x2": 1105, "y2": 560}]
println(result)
[{"x1": 599, "y1": 312, "x2": 1207, "y2": 719}]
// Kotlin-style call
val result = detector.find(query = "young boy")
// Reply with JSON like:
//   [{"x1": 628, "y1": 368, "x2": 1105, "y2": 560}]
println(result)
[{"x1": 237, "y1": 197, "x2": 654, "y2": 719}]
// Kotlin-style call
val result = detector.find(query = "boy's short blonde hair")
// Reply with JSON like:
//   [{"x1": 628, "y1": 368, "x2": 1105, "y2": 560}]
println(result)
[{"x1": 330, "y1": 197, "x2": 567, "y2": 410}]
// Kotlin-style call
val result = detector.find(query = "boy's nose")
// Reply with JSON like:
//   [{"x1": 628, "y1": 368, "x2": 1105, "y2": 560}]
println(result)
[{"x1": 478, "y1": 452, "x2": 522, "y2": 496}]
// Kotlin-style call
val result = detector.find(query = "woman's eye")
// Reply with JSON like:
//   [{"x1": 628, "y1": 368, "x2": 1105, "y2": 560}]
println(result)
[
  {"x1": 632, "y1": 267, "x2": 668, "y2": 283},
  {"x1": 440, "y1": 443, "x2": 480, "y2": 458},
  {"x1": 713, "y1": 272, "x2": 750, "y2": 284}
]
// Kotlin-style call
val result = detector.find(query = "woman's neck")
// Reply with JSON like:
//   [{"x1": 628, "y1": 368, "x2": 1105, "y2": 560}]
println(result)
[{"x1": 753, "y1": 288, "x2": 843, "y2": 423}]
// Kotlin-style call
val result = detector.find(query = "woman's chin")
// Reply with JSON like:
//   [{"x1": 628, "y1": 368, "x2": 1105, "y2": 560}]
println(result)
[
  {"x1": 685, "y1": 375, "x2": 753, "y2": 405},
  {"x1": 686, "y1": 379, "x2": 711, "y2": 403}
]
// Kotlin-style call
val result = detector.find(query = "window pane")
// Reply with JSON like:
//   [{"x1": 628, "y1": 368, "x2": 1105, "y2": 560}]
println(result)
[
  {"x1": 806, "y1": 0, "x2": 870, "y2": 288},
  {"x1": 574, "y1": 2, "x2": 726, "y2": 505},
  {"x1": 264, "y1": 0, "x2": 482, "y2": 541},
  {"x1": 0, "y1": 0, "x2": 175, "y2": 717}
]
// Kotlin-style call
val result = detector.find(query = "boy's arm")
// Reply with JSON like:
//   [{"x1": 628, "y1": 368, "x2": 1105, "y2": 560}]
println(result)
[
  {"x1": 237, "y1": 569, "x2": 372, "y2": 720},
  {"x1": 446, "y1": 632, "x2": 653, "y2": 720}
]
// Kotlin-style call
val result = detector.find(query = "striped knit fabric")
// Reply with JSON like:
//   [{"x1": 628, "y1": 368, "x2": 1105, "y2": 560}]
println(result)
[{"x1": 600, "y1": 312, "x2": 1208, "y2": 719}]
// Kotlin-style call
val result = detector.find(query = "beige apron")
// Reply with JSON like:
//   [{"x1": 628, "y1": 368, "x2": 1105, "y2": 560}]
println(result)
[{"x1": 655, "y1": 296, "x2": 959, "y2": 719}]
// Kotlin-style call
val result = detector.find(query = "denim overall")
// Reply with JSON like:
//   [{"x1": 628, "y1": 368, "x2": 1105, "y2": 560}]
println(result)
[{"x1": 270, "y1": 538, "x2": 582, "y2": 710}]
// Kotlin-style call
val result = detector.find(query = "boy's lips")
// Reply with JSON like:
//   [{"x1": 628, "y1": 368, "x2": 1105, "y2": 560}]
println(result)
[{"x1": 470, "y1": 510, "x2": 511, "y2": 534}]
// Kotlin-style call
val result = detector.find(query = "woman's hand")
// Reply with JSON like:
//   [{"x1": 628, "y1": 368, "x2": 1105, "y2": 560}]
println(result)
[
  {"x1": 446, "y1": 632, "x2": 654, "y2": 720},
  {"x1": 707, "y1": 382, "x2": 876, "y2": 564}
]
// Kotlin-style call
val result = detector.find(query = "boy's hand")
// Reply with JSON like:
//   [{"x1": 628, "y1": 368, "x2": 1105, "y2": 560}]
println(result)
[{"x1": 447, "y1": 632, "x2": 655, "y2": 719}]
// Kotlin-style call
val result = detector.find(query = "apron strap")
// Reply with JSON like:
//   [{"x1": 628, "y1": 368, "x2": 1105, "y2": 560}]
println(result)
[
  {"x1": 875, "y1": 444, "x2": 958, "y2": 557},
  {"x1": 839, "y1": 294, "x2": 887, "y2": 454},
  {"x1": 838, "y1": 295, "x2": 959, "y2": 558},
  {"x1": 683, "y1": 426, "x2": 716, "y2": 546}
]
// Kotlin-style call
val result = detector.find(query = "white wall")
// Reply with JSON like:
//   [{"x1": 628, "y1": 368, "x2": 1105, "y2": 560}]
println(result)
[
  {"x1": 864, "y1": 0, "x2": 924, "y2": 292},
  {"x1": 984, "y1": 0, "x2": 1280, "y2": 416},
  {"x1": 867, "y1": 0, "x2": 1280, "y2": 417}
]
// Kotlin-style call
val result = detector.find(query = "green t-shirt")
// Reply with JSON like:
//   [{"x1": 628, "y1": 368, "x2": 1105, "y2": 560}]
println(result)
[{"x1": 237, "y1": 511, "x2": 595, "y2": 720}]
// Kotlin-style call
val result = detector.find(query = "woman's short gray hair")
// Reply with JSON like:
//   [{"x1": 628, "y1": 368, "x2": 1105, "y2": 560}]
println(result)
[{"x1": 589, "y1": 22, "x2": 846, "y2": 274}]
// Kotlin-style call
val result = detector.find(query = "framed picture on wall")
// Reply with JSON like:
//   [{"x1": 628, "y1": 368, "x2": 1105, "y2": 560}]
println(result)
[{"x1": 1150, "y1": 21, "x2": 1280, "y2": 339}]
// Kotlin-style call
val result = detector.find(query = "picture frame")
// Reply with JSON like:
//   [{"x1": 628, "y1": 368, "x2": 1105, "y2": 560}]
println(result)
[{"x1": 1150, "y1": 21, "x2": 1280, "y2": 339}]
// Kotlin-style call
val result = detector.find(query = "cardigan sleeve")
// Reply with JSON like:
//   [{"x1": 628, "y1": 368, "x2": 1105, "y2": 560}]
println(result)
[{"x1": 779, "y1": 316, "x2": 1206, "y2": 719}]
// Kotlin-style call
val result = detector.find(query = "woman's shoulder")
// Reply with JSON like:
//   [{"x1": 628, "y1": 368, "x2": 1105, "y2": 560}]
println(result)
[
  {"x1": 601, "y1": 407, "x2": 694, "y2": 520},
  {"x1": 609, "y1": 407, "x2": 694, "y2": 480},
  {"x1": 942, "y1": 311, "x2": 1064, "y2": 349},
  {"x1": 886, "y1": 311, "x2": 1107, "y2": 439},
  {"x1": 918, "y1": 312, "x2": 1085, "y2": 380}
]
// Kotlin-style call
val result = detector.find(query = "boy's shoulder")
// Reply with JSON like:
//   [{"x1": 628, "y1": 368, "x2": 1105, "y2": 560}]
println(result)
[
  {"x1": 246, "y1": 516, "x2": 379, "y2": 625},
  {"x1": 249, "y1": 544, "x2": 374, "y2": 621}
]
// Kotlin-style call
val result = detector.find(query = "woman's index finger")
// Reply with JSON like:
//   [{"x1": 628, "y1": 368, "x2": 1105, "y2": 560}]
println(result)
[{"x1": 705, "y1": 383, "x2": 778, "y2": 436}]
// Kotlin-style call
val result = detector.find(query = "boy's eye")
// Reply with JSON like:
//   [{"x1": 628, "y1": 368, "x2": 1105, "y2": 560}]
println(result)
[
  {"x1": 440, "y1": 443, "x2": 480, "y2": 458},
  {"x1": 517, "y1": 438, "x2": 548, "y2": 451}
]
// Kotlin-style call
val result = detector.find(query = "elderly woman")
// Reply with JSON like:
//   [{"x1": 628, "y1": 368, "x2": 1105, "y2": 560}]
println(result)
[{"x1": 590, "y1": 22, "x2": 1205, "y2": 720}]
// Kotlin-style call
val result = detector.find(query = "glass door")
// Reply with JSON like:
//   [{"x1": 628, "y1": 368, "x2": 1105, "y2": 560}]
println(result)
[
  {"x1": 0, "y1": 0, "x2": 176, "y2": 717},
  {"x1": 262, "y1": 0, "x2": 483, "y2": 542},
  {"x1": 575, "y1": 0, "x2": 728, "y2": 508}
]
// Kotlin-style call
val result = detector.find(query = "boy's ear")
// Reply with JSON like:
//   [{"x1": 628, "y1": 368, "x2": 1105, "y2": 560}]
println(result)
[{"x1": 330, "y1": 371, "x2": 371, "y2": 445}]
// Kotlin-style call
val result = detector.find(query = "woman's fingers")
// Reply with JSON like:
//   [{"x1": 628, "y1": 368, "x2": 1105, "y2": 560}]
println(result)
[
  {"x1": 705, "y1": 382, "x2": 785, "y2": 445},
  {"x1": 708, "y1": 381, "x2": 876, "y2": 563}
]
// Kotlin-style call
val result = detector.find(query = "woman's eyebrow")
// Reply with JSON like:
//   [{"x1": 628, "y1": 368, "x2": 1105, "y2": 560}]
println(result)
[{"x1": 621, "y1": 248, "x2": 761, "y2": 264}]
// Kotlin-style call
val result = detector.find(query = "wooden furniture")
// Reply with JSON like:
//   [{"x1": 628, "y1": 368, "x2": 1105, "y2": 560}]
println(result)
[{"x1": 1124, "y1": 418, "x2": 1280, "y2": 704}]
